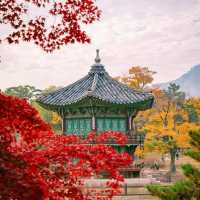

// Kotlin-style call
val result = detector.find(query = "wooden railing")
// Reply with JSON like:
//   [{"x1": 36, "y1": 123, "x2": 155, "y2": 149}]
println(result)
[
  {"x1": 97, "y1": 136, "x2": 139, "y2": 145},
  {"x1": 77, "y1": 134, "x2": 144, "y2": 145}
]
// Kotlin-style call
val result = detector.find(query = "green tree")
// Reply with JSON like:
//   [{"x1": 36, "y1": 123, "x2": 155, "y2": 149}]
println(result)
[
  {"x1": 147, "y1": 129, "x2": 200, "y2": 200},
  {"x1": 184, "y1": 98, "x2": 200, "y2": 124},
  {"x1": 4, "y1": 85, "x2": 41, "y2": 101},
  {"x1": 164, "y1": 83, "x2": 185, "y2": 108}
]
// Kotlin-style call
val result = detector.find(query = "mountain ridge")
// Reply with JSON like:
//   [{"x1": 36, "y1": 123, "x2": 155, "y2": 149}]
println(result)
[{"x1": 154, "y1": 64, "x2": 200, "y2": 97}]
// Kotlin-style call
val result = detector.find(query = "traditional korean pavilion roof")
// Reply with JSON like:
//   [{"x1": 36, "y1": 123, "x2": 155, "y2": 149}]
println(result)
[{"x1": 37, "y1": 50, "x2": 154, "y2": 110}]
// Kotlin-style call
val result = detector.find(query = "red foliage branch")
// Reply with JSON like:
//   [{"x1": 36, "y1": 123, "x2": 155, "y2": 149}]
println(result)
[
  {"x1": 0, "y1": 0, "x2": 101, "y2": 52},
  {"x1": 0, "y1": 93, "x2": 132, "y2": 200}
]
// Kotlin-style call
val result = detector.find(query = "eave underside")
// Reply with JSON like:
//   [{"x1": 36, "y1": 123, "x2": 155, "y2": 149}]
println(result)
[{"x1": 37, "y1": 96, "x2": 154, "y2": 117}]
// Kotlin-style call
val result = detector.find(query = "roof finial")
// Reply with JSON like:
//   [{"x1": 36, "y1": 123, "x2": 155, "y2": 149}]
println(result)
[{"x1": 95, "y1": 49, "x2": 101, "y2": 63}]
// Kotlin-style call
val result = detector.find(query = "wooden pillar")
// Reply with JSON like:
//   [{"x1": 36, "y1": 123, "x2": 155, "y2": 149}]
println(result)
[
  {"x1": 128, "y1": 110, "x2": 138, "y2": 136},
  {"x1": 128, "y1": 115, "x2": 132, "y2": 131},
  {"x1": 92, "y1": 115, "x2": 96, "y2": 130},
  {"x1": 62, "y1": 117, "x2": 66, "y2": 134}
]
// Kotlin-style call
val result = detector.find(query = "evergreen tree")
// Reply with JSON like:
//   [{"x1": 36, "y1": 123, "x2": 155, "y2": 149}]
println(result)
[
  {"x1": 147, "y1": 129, "x2": 200, "y2": 200},
  {"x1": 4, "y1": 85, "x2": 41, "y2": 101}
]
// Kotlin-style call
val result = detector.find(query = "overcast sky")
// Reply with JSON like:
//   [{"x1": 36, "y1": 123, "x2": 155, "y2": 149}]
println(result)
[{"x1": 0, "y1": 0, "x2": 200, "y2": 90}]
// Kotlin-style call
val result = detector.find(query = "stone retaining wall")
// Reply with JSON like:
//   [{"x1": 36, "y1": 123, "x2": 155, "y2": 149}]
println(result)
[
  {"x1": 84, "y1": 178, "x2": 160, "y2": 199},
  {"x1": 113, "y1": 186, "x2": 158, "y2": 200}
]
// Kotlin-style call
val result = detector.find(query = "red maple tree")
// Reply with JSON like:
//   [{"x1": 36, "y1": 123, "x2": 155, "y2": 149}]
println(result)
[
  {"x1": 0, "y1": 0, "x2": 101, "y2": 52},
  {"x1": 0, "y1": 93, "x2": 132, "y2": 200}
]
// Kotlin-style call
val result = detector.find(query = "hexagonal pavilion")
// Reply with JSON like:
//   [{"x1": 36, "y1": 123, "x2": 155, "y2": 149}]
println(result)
[{"x1": 37, "y1": 50, "x2": 154, "y2": 154}]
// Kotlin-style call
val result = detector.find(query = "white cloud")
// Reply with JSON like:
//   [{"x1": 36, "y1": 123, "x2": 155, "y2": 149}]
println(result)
[{"x1": 0, "y1": 0, "x2": 200, "y2": 89}]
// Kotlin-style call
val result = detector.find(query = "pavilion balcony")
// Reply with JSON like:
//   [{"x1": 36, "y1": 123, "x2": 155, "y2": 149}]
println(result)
[{"x1": 77, "y1": 133, "x2": 145, "y2": 146}]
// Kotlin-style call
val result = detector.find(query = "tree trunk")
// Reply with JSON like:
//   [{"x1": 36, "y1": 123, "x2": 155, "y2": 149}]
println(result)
[
  {"x1": 170, "y1": 148, "x2": 176, "y2": 173},
  {"x1": 161, "y1": 154, "x2": 165, "y2": 162}
]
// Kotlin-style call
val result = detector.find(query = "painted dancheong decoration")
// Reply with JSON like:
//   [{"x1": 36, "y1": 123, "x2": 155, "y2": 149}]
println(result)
[{"x1": 37, "y1": 50, "x2": 154, "y2": 154}]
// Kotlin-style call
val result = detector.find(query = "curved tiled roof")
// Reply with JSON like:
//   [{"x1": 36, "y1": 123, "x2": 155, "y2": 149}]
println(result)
[{"x1": 37, "y1": 50, "x2": 154, "y2": 108}]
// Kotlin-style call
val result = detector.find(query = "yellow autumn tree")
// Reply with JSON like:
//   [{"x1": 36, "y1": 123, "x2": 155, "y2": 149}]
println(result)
[
  {"x1": 52, "y1": 112, "x2": 61, "y2": 125},
  {"x1": 143, "y1": 84, "x2": 199, "y2": 173},
  {"x1": 117, "y1": 66, "x2": 156, "y2": 159},
  {"x1": 32, "y1": 102, "x2": 62, "y2": 132},
  {"x1": 116, "y1": 66, "x2": 156, "y2": 90},
  {"x1": 31, "y1": 85, "x2": 63, "y2": 132},
  {"x1": 135, "y1": 146, "x2": 144, "y2": 158},
  {"x1": 186, "y1": 98, "x2": 200, "y2": 113}
]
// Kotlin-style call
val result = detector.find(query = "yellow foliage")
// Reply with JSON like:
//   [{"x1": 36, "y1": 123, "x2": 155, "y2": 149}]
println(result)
[
  {"x1": 117, "y1": 66, "x2": 156, "y2": 90},
  {"x1": 52, "y1": 112, "x2": 61, "y2": 124},
  {"x1": 140, "y1": 89, "x2": 200, "y2": 154},
  {"x1": 186, "y1": 97, "x2": 200, "y2": 117},
  {"x1": 144, "y1": 110, "x2": 199, "y2": 150},
  {"x1": 135, "y1": 146, "x2": 144, "y2": 158}
]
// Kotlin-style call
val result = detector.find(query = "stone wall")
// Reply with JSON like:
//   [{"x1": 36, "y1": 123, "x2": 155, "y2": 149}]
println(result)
[
  {"x1": 113, "y1": 185, "x2": 158, "y2": 200},
  {"x1": 84, "y1": 178, "x2": 160, "y2": 200}
]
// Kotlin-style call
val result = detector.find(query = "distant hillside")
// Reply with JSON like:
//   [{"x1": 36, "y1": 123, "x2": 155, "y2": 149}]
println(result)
[{"x1": 155, "y1": 64, "x2": 200, "y2": 97}]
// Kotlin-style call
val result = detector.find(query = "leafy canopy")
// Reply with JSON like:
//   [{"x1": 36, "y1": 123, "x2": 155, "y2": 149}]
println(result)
[
  {"x1": 0, "y1": 0, "x2": 101, "y2": 52},
  {"x1": 138, "y1": 84, "x2": 199, "y2": 173},
  {"x1": 4, "y1": 85, "x2": 42, "y2": 100},
  {"x1": 0, "y1": 93, "x2": 132, "y2": 200},
  {"x1": 116, "y1": 66, "x2": 156, "y2": 90}
]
